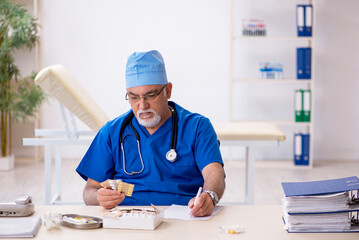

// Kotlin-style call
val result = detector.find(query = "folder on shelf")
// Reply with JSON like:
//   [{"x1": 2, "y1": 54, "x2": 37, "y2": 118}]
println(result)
[
  {"x1": 294, "y1": 133, "x2": 302, "y2": 164},
  {"x1": 294, "y1": 89, "x2": 311, "y2": 122},
  {"x1": 302, "y1": 90, "x2": 311, "y2": 122},
  {"x1": 296, "y1": 47, "x2": 311, "y2": 79},
  {"x1": 301, "y1": 133, "x2": 310, "y2": 164},
  {"x1": 293, "y1": 133, "x2": 310, "y2": 165},
  {"x1": 294, "y1": 89, "x2": 303, "y2": 122},
  {"x1": 296, "y1": 48, "x2": 304, "y2": 79},
  {"x1": 297, "y1": 5, "x2": 313, "y2": 37},
  {"x1": 304, "y1": 47, "x2": 312, "y2": 79},
  {"x1": 305, "y1": 5, "x2": 313, "y2": 36},
  {"x1": 281, "y1": 176, "x2": 359, "y2": 233},
  {"x1": 296, "y1": 5, "x2": 305, "y2": 36}
]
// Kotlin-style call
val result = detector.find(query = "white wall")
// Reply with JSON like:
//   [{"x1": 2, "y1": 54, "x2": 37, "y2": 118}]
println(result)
[
  {"x1": 38, "y1": 0, "x2": 231, "y2": 158},
  {"x1": 30, "y1": 0, "x2": 359, "y2": 161},
  {"x1": 315, "y1": 0, "x2": 359, "y2": 160},
  {"x1": 40, "y1": 0, "x2": 230, "y2": 122}
]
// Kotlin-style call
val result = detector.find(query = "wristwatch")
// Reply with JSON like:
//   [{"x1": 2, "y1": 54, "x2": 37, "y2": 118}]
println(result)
[{"x1": 204, "y1": 190, "x2": 219, "y2": 206}]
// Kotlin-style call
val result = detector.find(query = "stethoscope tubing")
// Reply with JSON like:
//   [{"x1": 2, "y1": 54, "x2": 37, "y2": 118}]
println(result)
[
  {"x1": 119, "y1": 106, "x2": 178, "y2": 175},
  {"x1": 121, "y1": 139, "x2": 145, "y2": 175},
  {"x1": 169, "y1": 106, "x2": 178, "y2": 150}
]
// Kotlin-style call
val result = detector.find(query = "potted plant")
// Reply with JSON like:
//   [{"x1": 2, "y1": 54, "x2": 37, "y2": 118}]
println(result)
[{"x1": 0, "y1": 0, "x2": 45, "y2": 170}]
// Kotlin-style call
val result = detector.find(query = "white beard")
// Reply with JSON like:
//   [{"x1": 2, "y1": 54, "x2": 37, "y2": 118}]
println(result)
[{"x1": 136, "y1": 109, "x2": 161, "y2": 128}]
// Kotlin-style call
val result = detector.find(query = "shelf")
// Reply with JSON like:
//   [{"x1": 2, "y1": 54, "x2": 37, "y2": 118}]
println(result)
[
  {"x1": 230, "y1": 0, "x2": 316, "y2": 167},
  {"x1": 272, "y1": 121, "x2": 312, "y2": 126},
  {"x1": 233, "y1": 36, "x2": 313, "y2": 41},
  {"x1": 233, "y1": 78, "x2": 312, "y2": 83},
  {"x1": 231, "y1": 120, "x2": 311, "y2": 126}
]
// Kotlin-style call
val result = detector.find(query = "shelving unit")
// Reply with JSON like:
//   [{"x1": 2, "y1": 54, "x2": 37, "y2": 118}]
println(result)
[{"x1": 229, "y1": 0, "x2": 315, "y2": 167}]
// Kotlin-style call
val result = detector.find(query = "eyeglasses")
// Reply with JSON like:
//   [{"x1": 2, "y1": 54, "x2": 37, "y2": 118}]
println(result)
[{"x1": 125, "y1": 84, "x2": 167, "y2": 103}]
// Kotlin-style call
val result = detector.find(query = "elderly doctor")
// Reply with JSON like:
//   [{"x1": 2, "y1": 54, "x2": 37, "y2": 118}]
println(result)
[{"x1": 76, "y1": 50, "x2": 225, "y2": 217}]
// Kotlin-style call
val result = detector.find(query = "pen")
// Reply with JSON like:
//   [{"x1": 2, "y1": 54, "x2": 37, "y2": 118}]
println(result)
[{"x1": 194, "y1": 187, "x2": 203, "y2": 206}]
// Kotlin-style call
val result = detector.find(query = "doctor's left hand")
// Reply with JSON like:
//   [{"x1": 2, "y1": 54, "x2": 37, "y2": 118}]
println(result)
[
  {"x1": 97, "y1": 188, "x2": 125, "y2": 209},
  {"x1": 188, "y1": 193, "x2": 214, "y2": 217}
]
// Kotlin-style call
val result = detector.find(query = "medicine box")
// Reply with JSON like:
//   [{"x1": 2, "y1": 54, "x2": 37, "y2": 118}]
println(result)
[{"x1": 102, "y1": 207, "x2": 164, "y2": 230}]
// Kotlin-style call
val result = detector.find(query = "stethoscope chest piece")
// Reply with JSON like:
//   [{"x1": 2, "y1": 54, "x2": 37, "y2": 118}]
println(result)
[{"x1": 166, "y1": 149, "x2": 177, "y2": 162}]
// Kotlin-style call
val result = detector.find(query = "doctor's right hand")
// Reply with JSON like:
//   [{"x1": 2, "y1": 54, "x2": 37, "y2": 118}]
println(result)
[{"x1": 97, "y1": 188, "x2": 125, "y2": 209}]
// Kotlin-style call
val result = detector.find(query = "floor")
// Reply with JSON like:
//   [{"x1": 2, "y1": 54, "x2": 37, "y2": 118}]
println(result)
[{"x1": 0, "y1": 158, "x2": 358, "y2": 206}]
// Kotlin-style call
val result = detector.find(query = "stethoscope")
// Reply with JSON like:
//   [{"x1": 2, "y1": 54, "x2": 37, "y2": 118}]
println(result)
[{"x1": 119, "y1": 106, "x2": 178, "y2": 175}]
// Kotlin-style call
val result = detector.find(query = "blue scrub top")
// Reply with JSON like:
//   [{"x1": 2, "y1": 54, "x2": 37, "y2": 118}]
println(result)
[{"x1": 76, "y1": 101, "x2": 223, "y2": 206}]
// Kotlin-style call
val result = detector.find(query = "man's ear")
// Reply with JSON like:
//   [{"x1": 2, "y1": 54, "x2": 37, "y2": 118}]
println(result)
[{"x1": 166, "y1": 82, "x2": 173, "y2": 99}]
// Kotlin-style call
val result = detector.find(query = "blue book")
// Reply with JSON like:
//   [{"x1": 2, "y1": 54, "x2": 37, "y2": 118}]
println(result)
[
  {"x1": 282, "y1": 176, "x2": 359, "y2": 197},
  {"x1": 301, "y1": 133, "x2": 310, "y2": 164},
  {"x1": 293, "y1": 133, "x2": 310, "y2": 165},
  {"x1": 296, "y1": 47, "x2": 311, "y2": 79},
  {"x1": 303, "y1": 47, "x2": 311, "y2": 79},
  {"x1": 304, "y1": 5, "x2": 313, "y2": 37},
  {"x1": 297, "y1": 5, "x2": 313, "y2": 37},
  {"x1": 296, "y1": 48, "x2": 304, "y2": 79},
  {"x1": 293, "y1": 133, "x2": 302, "y2": 164},
  {"x1": 296, "y1": 5, "x2": 305, "y2": 36}
]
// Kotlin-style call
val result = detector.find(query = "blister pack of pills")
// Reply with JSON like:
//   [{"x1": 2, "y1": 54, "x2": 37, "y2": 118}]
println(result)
[{"x1": 100, "y1": 179, "x2": 134, "y2": 197}]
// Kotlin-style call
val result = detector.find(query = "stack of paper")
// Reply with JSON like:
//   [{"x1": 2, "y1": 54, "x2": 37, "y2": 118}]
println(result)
[
  {"x1": 282, "y1": 210, "x2": 352, "y2": 232},
  {"x1": 281, "y1": 176, "x2": 359, "y2": 233},
  {"x1": 0, "y1": 217, "x2": 42, "y2": 238},
  {"x1": 283, "y1": 192, "x2": 350, "y2": 213}
]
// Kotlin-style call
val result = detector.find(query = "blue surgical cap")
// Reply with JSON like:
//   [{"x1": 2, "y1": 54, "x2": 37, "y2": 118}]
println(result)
[{"x1": 125, "y1": 50, "x2": 168, "y2": 89}]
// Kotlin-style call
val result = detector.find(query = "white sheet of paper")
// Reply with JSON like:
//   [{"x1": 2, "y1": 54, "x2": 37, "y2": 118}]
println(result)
[{"x1": 164, "y1": 204, "x2": 223, "y2": 220}]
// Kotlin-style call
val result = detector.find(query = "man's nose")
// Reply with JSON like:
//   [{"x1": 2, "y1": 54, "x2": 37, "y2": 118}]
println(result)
[{"x1": 138, "y1": 97, "x2": 149, "y2": 109}]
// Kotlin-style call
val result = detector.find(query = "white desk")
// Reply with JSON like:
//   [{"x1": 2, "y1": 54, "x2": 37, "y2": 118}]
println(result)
[
  {"x1": 12, "y1": 205, "x2": 359, "y2": 240},
  {"x1": 213, "y1": 122, "x2": 286, "y2": 204}
]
